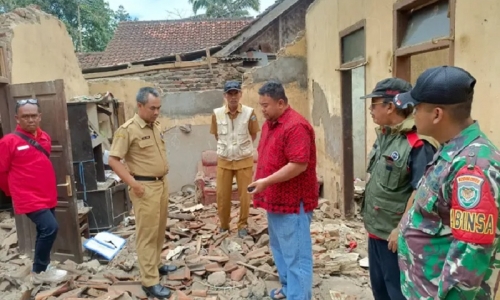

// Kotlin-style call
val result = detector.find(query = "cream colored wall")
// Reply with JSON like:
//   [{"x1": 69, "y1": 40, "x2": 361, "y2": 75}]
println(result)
[
  {"x1": 88, "y1": 78, "x2": 213, "y2": 130},
  {"x1": 241, "y1": 34, "x2": 309, "y2": 123},
  {"x1": 307, "y1": 0, "x2": 395, "y2": 210},
  {"x1": 454, "y1": 0, "x2": 500, "y2": 147},
  {"x1": 10, "y1": 16, "x2": 89, "y2": 99}
]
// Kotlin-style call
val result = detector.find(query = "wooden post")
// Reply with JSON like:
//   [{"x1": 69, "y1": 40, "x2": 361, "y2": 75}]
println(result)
[{"x1": 206, "y1": 48, "x2": 213, "y2": 75}]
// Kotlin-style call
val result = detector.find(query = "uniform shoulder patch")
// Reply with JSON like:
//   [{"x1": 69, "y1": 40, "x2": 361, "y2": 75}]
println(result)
[
  {"x1": 122, "y1": 118, "x2": 134, "y2": 128},
  {"x1": 450, "y1": 165, "x2": 498, "y2": 245},
  {"x1": 456, "y1": 175, "x2": 484, "y2": 209},
  {"x1": 250, "y1": 115, "x2": 257, "y2": 121}
]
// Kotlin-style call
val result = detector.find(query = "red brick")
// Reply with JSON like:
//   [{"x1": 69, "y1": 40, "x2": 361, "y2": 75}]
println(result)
[{"x1": 230, "y1": 266, "x2": 247, "y2": 281}]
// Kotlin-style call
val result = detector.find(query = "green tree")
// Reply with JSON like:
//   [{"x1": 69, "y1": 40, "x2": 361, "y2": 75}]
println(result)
[
  {"x1": 114, "y1": 4, "x2": 137, "y2": 22},
  {"x1": 188, "y1": 0, "x2": 260, "y2": 18},
  {"x1": 0, "y1": 0, "x2": 133, "y2": 52}
]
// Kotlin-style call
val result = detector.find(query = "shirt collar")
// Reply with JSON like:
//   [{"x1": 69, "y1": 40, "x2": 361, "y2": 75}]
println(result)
[
  {"x1": 224, "y1": 103, "x2": 242, "y2": 114},
  {"x1": 376, "y1": 116, "x2": 415, "y2": 135},
  {"x1": 439, "y1": 121, "x2": 482, "y2": 162},
  {"x1": 16, "y1": 125, "x2": 41, "y2": 138},
  {"x1": 267, "y1": 106, "x2": 291, "y2": 128},
  {"x1": 133, "y1": 113, "x2": 150, "y2": 128}
]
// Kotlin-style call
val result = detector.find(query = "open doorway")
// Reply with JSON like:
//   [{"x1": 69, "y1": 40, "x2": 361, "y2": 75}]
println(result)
[
  {"x1": 393, "y1": 0, "x2": 455, "y2": 82},
  {"x1": 339, "y1": 20, "x2": 366, "y2": 218}
]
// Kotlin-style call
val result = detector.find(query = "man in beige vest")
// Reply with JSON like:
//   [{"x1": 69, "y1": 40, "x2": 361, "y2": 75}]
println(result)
[{"x1": 210, "y1": 81, "x2": 260, "y2": 238}]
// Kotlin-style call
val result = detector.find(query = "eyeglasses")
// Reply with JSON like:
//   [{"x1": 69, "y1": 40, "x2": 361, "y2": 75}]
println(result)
[
  {"x1": 17, "y1": 98, "x2": 38, "y2": 106},
  {"x1": 15, "y1": 98, "x2": 40, "y2": 114}
]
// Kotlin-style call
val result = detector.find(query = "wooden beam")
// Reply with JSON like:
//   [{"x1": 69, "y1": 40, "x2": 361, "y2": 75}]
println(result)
[
  {"x1": 339, "y1": 19, "x2": 366, "y2": 39},
  {"x1": 394, "y1": 39, "x2": 451, "y2": 57},
  {"x1": 337, "y1": 60, "x2": 367, "y2": 71},
  {"x1": 0, "y1": 46, "x2": 11, "y2": 131},
  {"x1": 448, "y1": 0, "x2": 456, "y2": 66},
  {"x1": 0, "y1": 48, "x2": 7, "y2": 78},
  {"x1": 205, "y1": 48, "x2": 213, "y2": 75},
  {"x1": 84, "y1": 58, "x2": 218, "y2": 79},
  {"x1": 340, "y1": 70, "x2": 354, "y2": 219},
  {"x1": 394, "y1": 0, "x2": 441, "y2": 12}
]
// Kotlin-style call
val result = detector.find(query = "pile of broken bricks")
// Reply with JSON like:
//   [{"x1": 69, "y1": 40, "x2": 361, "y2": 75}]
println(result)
[{"x1": 0, "y1": 194, "x2": 371, "y2": 300}]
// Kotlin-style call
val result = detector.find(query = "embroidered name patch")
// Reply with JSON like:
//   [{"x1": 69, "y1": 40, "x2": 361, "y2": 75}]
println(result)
[
  {"x1": 390, "y1": 151, "x2": 400, "y2": 161},
  {"x1": 450, "y1": 209, "x2": 494, "y2": 235},
  {"x1": 17, "y1": 145, "x2": 29, "y2": 151},
  {"x1": 456, "y1": 175, "x2": 484, "y2": 209},
  {"x1": 141, "y1": 136, "x2": 151, "y2": 140}
]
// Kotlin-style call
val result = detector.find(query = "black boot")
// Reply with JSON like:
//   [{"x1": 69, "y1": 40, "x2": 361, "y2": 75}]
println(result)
[
  {"x1": 142, "y1": 284, "x2": 171, "y2": 299},
  {"x1": 158, "y1": 265, "x2": 178, "y2": 276}
]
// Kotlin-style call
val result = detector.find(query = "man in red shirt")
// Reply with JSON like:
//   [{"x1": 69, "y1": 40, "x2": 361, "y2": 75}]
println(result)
[
  {"x1": 249, "y1": 80, "x2": 318, "y2": 300},
  {"x1": 0, "y1": 99, "x2": 67, "y2": 283}
]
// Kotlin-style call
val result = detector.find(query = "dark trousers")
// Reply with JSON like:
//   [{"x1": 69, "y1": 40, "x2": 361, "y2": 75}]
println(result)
[
  {"x1": 26, "y1": 208, "x2": 59, "y2": 273},
  {"x1": 368, "y1": 237, "x2": 406, "y2": 300}
]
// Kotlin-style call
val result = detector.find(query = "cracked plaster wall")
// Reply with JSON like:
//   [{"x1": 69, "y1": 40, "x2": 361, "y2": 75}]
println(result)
[
  {"x1": 306, "y1": 0, "x2": 395, "y2": 212},
  {"x1": 2, "y1": 6, "x2": 89, "y2": 99},
  {"x1": 88, "y1": 78, "x2": 221, "y2": 192},
  {"x1": 307, "y1": 0, "x2": 500, "y2": 214}
]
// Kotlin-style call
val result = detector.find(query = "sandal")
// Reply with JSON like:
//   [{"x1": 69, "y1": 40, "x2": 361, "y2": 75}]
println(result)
[{"x1": 270, "y1": 288, "x2": 286, "y2": 299}]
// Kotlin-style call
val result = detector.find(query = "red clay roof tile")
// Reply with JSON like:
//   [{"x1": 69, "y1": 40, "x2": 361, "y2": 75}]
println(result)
[
  {"x1": 97, "y1": 18, "x2": 253, "y2": 67},
  {"x1": 76, "y1": 52, "x2": 104, "y2": 69}
]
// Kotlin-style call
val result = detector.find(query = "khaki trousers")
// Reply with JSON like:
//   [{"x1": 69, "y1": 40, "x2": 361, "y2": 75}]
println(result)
[
  {"x1": 216, "y1": 166, "x2": 253, "y2": 230},
  {"x1": 129, "y1": 180, "x2": 168, "y2": 287}
]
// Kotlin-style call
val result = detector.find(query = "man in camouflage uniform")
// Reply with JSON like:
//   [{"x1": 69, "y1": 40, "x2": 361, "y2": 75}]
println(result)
[
  {"x1": 361, "y1": 78, "x2": 437, "y2": 300},
  {"x1": 396, "y1": 66, "x2": 500, "y2": 299}
]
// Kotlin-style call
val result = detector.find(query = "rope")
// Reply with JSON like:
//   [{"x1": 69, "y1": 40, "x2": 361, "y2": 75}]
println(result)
[{"x1": 72, "y1": 159, "x2": 95, "y2": 203}]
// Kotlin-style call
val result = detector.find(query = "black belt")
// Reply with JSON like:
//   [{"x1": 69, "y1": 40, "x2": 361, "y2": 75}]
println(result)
[{"x1": 133, "y1": 175, "x2": 164, "y2": 181}]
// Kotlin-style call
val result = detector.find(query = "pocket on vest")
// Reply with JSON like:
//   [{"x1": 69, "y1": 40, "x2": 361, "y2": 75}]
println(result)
[
  {"x1": 369, "y1": 199, "x2": 406, "y2": 233},
  {"x1": 238, "y1": 139, "x2": 252, "y2": 157},
  {"x1": 376, "y1": 155, "x2": 404, "y2": 190},
  {"x1": 217, "y1": 141, "x2": 229, "y2": 157},
  {"x1": 217, "y1": 122, "x2": 228, "y2": 135}
]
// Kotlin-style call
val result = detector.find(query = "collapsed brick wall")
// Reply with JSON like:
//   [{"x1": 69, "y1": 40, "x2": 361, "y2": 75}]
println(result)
[
  {"x1": 119, "y1": 61, "x2": 247, "y2": 93},
  {"x1": 238, "y1": 0, "x2": 314, "y2": 53},
  {"x1": 280, "y1": 0, "x2": 314, "y2": 46},
  {"x1": 241, "y1": 22, "x2": 280, "y2": 53}
]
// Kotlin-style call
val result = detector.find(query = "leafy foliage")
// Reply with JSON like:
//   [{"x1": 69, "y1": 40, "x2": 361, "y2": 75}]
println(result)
[
  {"x1": 114, "y1": 5, "x2": 137, "y2": 22},
  {"x1": 0, "y1": 0, "x2": 135, "y2": 52},
  {"x1": 188, "y1": 0, "x2": 260, "y2": 18}
]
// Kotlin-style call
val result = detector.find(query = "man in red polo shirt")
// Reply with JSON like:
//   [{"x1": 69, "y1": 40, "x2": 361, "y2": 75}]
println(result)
[
  {"x1": 248, "y1": 80, "x2": 318, "y2": 300},
  {"x1": 0, "y1": 99, "x2": 67, "y2": 283}
]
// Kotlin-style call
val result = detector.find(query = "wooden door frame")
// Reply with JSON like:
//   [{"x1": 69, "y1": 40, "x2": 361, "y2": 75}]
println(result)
[
  {"x1": 393, "y1": 0, "x2": 456, "y2": 80},
  {"x1": 0, "y1": 46, "x2": 12, "y2": 133},
  {"x1": 338, "y1": 19, "x2": 367, "y2": 218}
]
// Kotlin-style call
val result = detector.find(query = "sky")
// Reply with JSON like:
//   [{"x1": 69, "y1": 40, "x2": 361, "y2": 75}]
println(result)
[{"x1": 106, "y1": 0, "x2": 277, "y2": 20}]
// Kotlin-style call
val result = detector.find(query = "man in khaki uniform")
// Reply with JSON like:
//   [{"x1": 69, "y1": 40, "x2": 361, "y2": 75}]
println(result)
[
  {"x1": 210, "y1": 81, "x2": 260, "y2": 238},
  {"x1": 108, "y1": 87, "x2": 175, "y2": 300}
]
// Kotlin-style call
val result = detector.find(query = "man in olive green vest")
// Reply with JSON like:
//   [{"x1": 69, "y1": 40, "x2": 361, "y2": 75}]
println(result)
[{"x1": 360, "y1": 78, "x2": 438, "y2": 300}]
